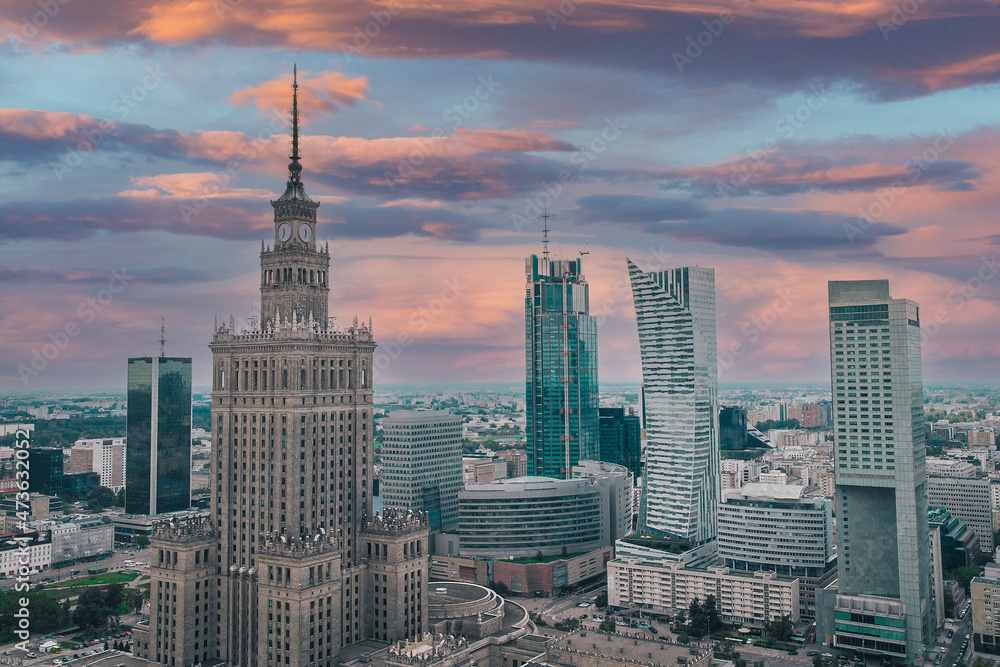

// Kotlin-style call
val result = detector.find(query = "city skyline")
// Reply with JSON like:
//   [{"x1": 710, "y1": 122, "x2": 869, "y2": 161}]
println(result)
[{"x1": 4, "y1": 3, "x2": 1000, "y2": 390}]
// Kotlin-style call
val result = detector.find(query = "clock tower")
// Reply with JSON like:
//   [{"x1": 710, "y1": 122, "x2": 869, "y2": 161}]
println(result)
[{"x1": 260, "y1": 65, "x2": 331, "y2": 329}]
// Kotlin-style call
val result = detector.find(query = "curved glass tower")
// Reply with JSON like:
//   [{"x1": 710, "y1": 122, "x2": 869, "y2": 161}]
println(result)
[{"x1": 627, "y1": 260, "x2": 719, "y2": 550}]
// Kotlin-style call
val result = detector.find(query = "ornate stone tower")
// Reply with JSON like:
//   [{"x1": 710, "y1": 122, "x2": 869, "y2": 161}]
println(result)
[
  {"x1": 361, "y1": 510, "x2": 430, "y2": 644},
  {"x1": 259, "y1": 66, "x2": 331, "y2": 329},
  {"x1": 134, "y1": 517, "x2": 217, "y2": 666},
  {"x1": 206, "y1": 67, "x2": 376, "y2": 667}
]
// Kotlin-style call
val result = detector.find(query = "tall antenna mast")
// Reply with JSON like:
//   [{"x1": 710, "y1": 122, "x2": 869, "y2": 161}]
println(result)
[
  {"x1": 542, "y1": 206, "x2": 550, "y2": 259},
  {"x1": 291, "y1": 63, "x2": 300, "y2": 162},
  {"x1": 159, "y1": 318, "x2": 166, "y2": 358}
]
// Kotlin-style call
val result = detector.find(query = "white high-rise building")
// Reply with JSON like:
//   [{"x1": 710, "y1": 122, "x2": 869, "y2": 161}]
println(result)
[
  {"x1": 817, "y1": 280, "x2": 933, "y2": 666},
  {"x1": 70, "y1": 438, "x2": 126, "y2": 491},
  {"x1": 625, "y1": 262, "x2": 719, "y2": 565}
]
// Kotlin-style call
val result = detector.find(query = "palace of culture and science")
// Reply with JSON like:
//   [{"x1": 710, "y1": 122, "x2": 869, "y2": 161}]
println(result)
[{"x1": 134, "y1": 70, "x2": 431, "y2": 667}]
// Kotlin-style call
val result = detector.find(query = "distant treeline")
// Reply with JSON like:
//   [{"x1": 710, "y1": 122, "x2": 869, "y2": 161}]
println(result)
[{"x1": 0, "y1": 405, "x2": 211, "y2": 448}]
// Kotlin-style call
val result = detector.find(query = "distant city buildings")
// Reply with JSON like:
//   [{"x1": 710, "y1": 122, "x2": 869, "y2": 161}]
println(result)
[
  {"x1": 70, "y1": 437, "x2": 126, "y2": 491},
  {"x1": 125, "y1": 356, "x2": 192, "y2": 516},
  {"x1": 927, "y1": 475, "x2": 993, "y2": 554},
  {"x1": 462, "y1": 456, "x2": 507, "y2": 485},
  {"x1": 625, "y1": 262, "x2": 719, "y2": 564},
  {"x1": 969, "y1": 428, "x2": 996, "y2": 448},
  {"x1": 817, "y1": 280, "x2": 933, "y2": 665},
  {"x1": 495, "y1": 449, "x2": 527, "y2": 478},
  {"x1": 380, "y1": 410, "x2": 463, "y2": 533},
  {"x1": 524, "y1": 253, "x2": 599, "y2": 478},
  {"x1": 598, "y1": 407, "x2": 641, "y2": 479}
]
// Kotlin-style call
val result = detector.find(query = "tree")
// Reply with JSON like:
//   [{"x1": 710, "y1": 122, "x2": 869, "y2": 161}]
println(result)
[
  {"x1": 489, "y1": 581, "x2": 510, "y2": 596},
  {"x1": 600, "y1": 618, "x2": 616, "y2": 633},
  {"x1": 674, "y1": 610, "x2": 687, "y2": 627},
  {"x1": 703, "y1": 595, "x2": 721, "y2": 634},
  {"x1": 86, "y1": 486, "x2": 116, "y2": 511},
  {"x1": 74, "y1": 588, "x2": 110, "y2": 630},
  {"x1": 677, "y1": 632, "x2": 690, "y2": 644},
  {"x1": 946, "y1": 566, "x2": 980, "y2": 594},
  {"x1": 104, "y1": 583, "x2": 125, "y2": 614},
  {"x1": 136, "y1": 535, "x2": 149, "y2": 546},
  {"x1": 765, "y1": 614, "x2": 794, "y2": 642},
  {"x1": 596, "y1": 593, "x2": 608, "y2": 608},
  {"x1": 113, "y1": 489, "x2": 126, "y2": 507}
]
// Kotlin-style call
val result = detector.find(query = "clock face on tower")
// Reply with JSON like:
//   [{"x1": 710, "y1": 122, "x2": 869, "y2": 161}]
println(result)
[
  {"x1": 277, "y1": 223, "x2": 292, "y2": 242},
  {"x1": 298, "y1": 224, "x2": 313, "y2": 242}
]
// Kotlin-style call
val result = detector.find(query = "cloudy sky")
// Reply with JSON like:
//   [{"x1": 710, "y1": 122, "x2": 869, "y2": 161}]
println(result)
[{"x1": 2, "y1": 0, "x2": 1000, "y2": 391}]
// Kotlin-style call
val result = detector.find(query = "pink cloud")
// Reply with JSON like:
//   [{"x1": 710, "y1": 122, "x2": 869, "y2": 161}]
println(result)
[{"x1": 230, "y1": 70, "x2": 372, "y2": 122}]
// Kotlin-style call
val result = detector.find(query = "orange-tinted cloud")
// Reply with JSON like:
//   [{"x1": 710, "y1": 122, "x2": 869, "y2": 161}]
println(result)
[{"x1": 230, "y1": 71, "x2": 372, "y2": 122}]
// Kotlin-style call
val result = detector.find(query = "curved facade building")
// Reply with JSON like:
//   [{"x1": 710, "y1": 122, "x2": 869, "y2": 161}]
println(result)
[
  {"x1": 458, "y1": 461, "x2": 631, "y2": 558},
  {"x1": 627, "y1": 262, "x2": 719, "y2": 551}
]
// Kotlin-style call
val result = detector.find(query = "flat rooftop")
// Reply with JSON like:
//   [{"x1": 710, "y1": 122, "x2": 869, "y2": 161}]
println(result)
[
  {"x1": 429, "y1": 582, "x2": 491, "y2": 604},
  {"x1": 551, "y1": 631, "x2": 709, "y2": 666}
]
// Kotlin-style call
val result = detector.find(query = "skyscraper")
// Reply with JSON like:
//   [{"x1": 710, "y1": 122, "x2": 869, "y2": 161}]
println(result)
[
  {"x1": 822, "y1": 280, "x2": 932, "y2": 665},
  {"x1": 135, "y1": 69, "x2": 430, "y2": 667},
  {"x1": 626, "y1": 261, "x2": 719, "y2": 562},
  {"x1": 524, "y1": 252, "x2": 599, "y2": 478},
  {"x1": 380, "y1": 410, "x2": 463, "y2": 533},
  {"x1": 27, "y1": 447, "x2": 64, "y2": 496},
  {"x1": 125, "y1": 355, "x2": 192, "y2": 515}
]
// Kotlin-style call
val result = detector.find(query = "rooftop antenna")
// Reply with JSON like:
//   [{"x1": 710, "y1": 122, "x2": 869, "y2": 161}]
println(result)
[
  {"x1": 159, "y1": 318, "x2": 166, "y2": 358},
  {"x1": 287, "y1": 64, "x2": 303, "y2": 182},
  {"x1": 542, "y1": 206, "x2": 550, "y2": 259}
]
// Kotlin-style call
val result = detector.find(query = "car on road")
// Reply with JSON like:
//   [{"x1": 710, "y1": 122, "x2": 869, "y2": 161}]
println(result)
[
  {"x1": 808, "y1": 652, "x2": 819, "y2": 657},
  {"x1": 788, "y1": 651, "x2": 799, "y2": 656},
  {"x1": 26, "y1": 653, "x2": 36, "y2": 658},
  {"x1": 649, "y1": 626, "x2": 658, "y2": 634}
]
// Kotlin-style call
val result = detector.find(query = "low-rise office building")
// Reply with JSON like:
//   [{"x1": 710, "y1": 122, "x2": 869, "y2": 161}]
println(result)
[
  {"x1": 608, "y1": 559, "x2": 799, "y2": 626},
  {"x1": 46, "y1": 516, "x2": 115, "y2": 566},
  {"x1": 458, "y1": 461, "x2": 631, "y2": 559},
  {"x1": 718, "y1": 483, "x2": 836, "y2": 619}
]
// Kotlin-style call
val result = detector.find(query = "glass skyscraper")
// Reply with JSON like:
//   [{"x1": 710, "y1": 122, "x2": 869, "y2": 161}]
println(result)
[
  {"x1": 627, "y1": 261, "x2": 719, "y2": 553},
  {"x1": 525, "y1": 254, "x2": 599, "y2": 479},
  {"x1": 598, "y1": 407, "x2": 641, "y2": 480},
  {"x1": 125, "y1": 356, "x2": 192, "y2": 515},
  {"x1": 822, "y1": 280, "x2": 932, "y2": 665}
]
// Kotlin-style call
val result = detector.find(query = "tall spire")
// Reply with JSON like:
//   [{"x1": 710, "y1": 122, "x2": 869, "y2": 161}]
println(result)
[
  {"x1": 288, "y1": 64, "x2": 302, "y2": 182},
  {"x1": 542, "y1": 205, "x2": 550, "y2": 259}
]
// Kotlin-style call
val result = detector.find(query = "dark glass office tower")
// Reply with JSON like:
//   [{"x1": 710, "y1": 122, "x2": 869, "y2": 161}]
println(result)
[
  {"x1": 598, "y1": 407, "x2": 641, "y2": 479},
  {"x1": 27, "y1": 447, "x2": 63, "y2": 495},
  {"x1": 125, "y1": 356, "x2": 192, "y2": 515},
  {"x1": 525, "y1": 254, "x2": 599, "y2": 479}
]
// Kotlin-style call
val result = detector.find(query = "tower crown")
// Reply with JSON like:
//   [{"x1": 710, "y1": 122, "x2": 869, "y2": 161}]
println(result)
[{"x1": 260, "y1": 65, "x2": 329, "y2": 329}]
